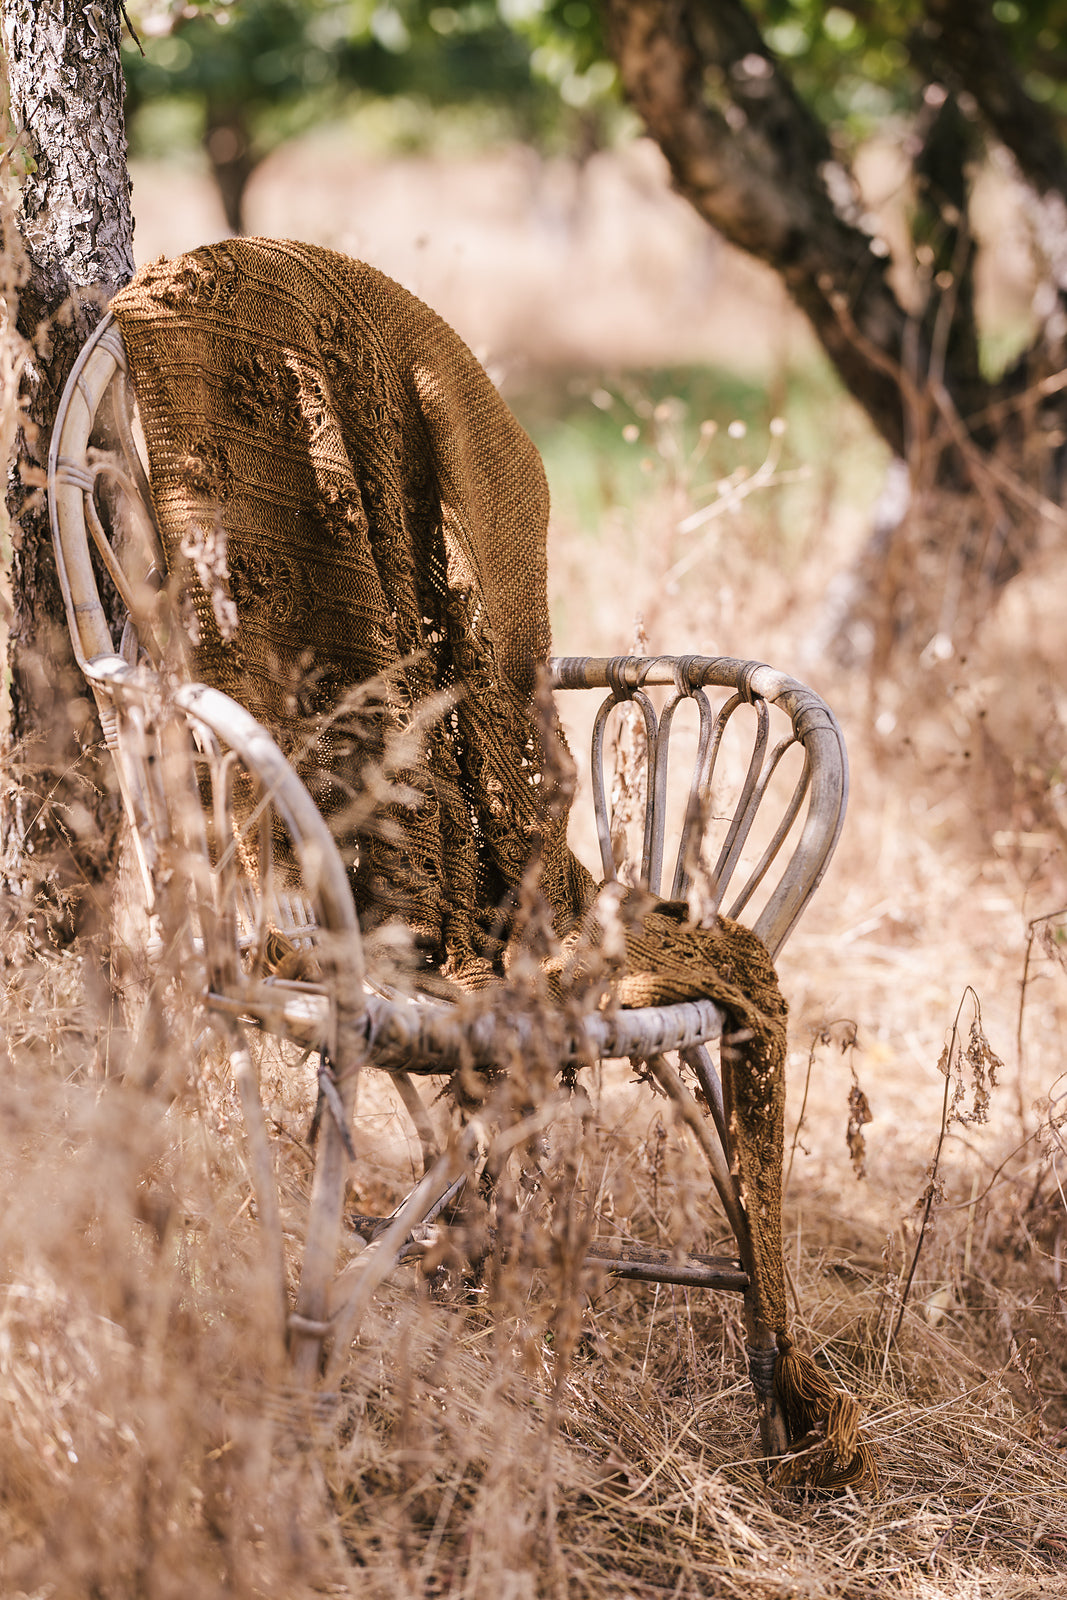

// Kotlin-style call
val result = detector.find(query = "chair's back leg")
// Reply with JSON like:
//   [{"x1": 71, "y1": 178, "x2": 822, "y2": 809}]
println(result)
[
  {"x1": 648, "y1": 1050, "x2": 792, "y2": 1465},
  {"x1": 393, "y1": 1069, "x2": 442, "y2": 1174},
  {"x1": 743, "y1": 1299, "x2": 790, "y2": 1462},
  {"x1": 225, "y1": 1018, "x2": 288, "y2": 1360}
]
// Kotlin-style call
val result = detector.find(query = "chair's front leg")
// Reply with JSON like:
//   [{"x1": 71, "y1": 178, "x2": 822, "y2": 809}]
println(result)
[
  {"x1": 743, "y1": 1295, "x2": 790, "y2": 1464},
  {"x1": 226, "y1": 1018, "x2": 288, "y2": 1361},
  {"x1": 289, "y1": 991, "x2": 365, "y2": 1385}
]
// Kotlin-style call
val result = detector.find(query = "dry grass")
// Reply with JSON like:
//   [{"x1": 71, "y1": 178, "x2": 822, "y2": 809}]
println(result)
[{"x1": 3, "y1": 134, "x2": 1067, "y2": 1599}]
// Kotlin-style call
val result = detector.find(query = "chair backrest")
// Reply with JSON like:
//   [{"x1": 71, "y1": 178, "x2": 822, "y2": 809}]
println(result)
[
  {"x1": 48, "y1": 313, "x2": 165, "y2": 676},
  {"x1": 551, "y1": 655, "x2": 847, "y2": 959},
  {"x1": 48, "y1": 313, "x2": 357, "y2": 1010}
]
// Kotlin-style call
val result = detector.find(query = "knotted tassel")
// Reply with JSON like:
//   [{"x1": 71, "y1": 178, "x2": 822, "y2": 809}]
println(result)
[{"x1": 771, "y1": 1332, "x2": 879, "y2": 1492}]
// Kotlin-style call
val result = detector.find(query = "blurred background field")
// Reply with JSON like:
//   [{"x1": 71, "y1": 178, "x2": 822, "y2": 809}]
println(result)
[{"x1": 6, "y1": 57, "x2": 1067, "y2": 1596}]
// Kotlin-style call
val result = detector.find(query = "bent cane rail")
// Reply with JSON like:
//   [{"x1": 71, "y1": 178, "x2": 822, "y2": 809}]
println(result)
[
  {"x1": 49, "y1": 315, "x2": 158, "y2": 671},
  {"x1": 550, "y1": 654, "x2": 848, "y2": 960},
  {"x1": 81, "y1": 656, "x2": 368, "y2": 1383}
]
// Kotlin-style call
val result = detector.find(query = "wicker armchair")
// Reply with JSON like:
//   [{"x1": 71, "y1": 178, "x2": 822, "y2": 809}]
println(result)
[{"x1": 48, "y1": 309, "x2": 848, "y2": 1461}]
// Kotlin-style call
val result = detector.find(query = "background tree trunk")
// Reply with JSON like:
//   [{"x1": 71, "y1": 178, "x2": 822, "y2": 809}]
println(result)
[
  {"x1": 600, "y1": 0, "x2": 918, "y2": 455},
  {"x1": 600, "y1": 0, "x2": 1067, "y2": 661},
  {"x1": 1, "y1": 0, "x2": 135, "y2": 944},
  {"x1": 204, "y1": 97, "x2": 256, "y2": 236}
]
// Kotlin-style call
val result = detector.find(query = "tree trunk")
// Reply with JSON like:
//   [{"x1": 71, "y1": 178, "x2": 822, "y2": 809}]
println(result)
[
  {"x1": 1, "y1": 0, "x2": 135, "y2": 944},
  {"x1": 601, "y1": 0, "x2": 919, "y2": 456},
  {"x1": 600, "y1": 0, "x2": 1067, "y2": 660},
  {"x1": 205, "y1": 97, "x2": 256, "y2": 236}
]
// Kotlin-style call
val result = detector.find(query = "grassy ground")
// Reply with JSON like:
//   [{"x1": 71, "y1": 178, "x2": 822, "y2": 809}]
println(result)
[{"x1": 3, "y1": 138, "x2": 1067, "y2": 1598}]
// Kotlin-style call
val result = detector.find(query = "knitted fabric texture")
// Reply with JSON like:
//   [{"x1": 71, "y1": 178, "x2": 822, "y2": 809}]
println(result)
[
  {"x1": 110, "y1": 239, "x2": 873, "y2": 1490},
  {"x1": 112, "y1": 237, "x2": 584, "y2": 976}
]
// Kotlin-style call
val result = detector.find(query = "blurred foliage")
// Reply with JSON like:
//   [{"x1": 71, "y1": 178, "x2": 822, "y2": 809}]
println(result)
[
  {"x1": 123, "y1": 1, "x2": 1067, "y2": 167},
  {"x1": 752, "y1": 1, "x2": 1067, "y2": 144},
  {"x1": 513, "y1": 354, "x2": 885, "y2": 558},
  {"x1": 122, "y1": 0, "x2": 620, "y2": 166},
  {"x1": 753, "y1": 1, "x2": 916, "y2": 133}
]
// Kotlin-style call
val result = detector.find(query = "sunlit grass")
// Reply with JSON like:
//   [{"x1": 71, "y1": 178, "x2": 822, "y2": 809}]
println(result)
[{"x1": 514, "y1": 356, "x2": 889, "y2": 569}]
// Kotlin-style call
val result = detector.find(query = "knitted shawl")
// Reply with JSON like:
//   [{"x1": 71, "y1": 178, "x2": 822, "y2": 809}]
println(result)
[{"x1": 110, "y1": 239, "x2": 873, "y2": 1490}]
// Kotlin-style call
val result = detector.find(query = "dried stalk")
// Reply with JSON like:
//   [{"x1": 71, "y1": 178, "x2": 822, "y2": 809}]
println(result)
[{"x1": 887, "y1": 986, "x2": 981, "y2": 1357}]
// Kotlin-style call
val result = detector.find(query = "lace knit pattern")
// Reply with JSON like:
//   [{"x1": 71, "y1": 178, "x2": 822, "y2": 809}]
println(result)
[{"x1": 112, "y1": 238, "x2": 577, "y2": 974}]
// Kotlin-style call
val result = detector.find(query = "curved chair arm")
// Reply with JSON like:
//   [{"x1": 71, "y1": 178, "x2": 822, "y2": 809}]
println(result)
[
  {"x1": 82, "y1": 653, "x2": 368, "y2": 1381},
  {"x1": 549, "y1": 654, "x2": 848, "y2": 957},
  {"x1": 82, "y1": 652, "x2": 365, "y2": 1017}
]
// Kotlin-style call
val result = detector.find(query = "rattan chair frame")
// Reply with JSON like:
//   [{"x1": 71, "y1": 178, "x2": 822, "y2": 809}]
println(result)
[{"x1": 48, "y1": 310, "x2": 848, "y2": 1457}]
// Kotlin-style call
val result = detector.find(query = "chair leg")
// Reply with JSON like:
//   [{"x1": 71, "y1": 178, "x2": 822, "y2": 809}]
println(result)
[
  {"x1": 227, "y1": 1020, "x2": 288, "y2": 1361},
  {"x1": 289, "y1": 1089, "x2": 355, "y2": 1384},
  {"x1": 324, "y1": 1152, "x2": 471, "y2": 1385},
  {"x1": 393, "y1": 1068, "x2": 441, "y2": 1174},
  {"x1": 644, "y1": 1053, "x2": 791, "y2": 1464},
  {"x1": 288, "y1": 999, "x2": 365, "y2": 1385},
  {"x1": 743, "y1": 1291, "x2": 790, "y2": 1463}
]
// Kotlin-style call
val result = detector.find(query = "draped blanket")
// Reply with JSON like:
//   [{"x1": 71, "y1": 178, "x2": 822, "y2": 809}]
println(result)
[{"x1": 111, "y1": 239, "x2": 874, "y2": 1491}]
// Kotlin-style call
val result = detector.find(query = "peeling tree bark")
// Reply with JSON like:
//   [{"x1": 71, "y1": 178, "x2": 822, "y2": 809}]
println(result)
[{"x1": 1, "y1": 0, "x2": 134, "y2": 942}]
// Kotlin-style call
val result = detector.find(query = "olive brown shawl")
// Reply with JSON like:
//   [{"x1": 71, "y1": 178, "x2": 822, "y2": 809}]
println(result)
[{"x1": 111, "y1": 239, "x2": 873, "y2": 1490}]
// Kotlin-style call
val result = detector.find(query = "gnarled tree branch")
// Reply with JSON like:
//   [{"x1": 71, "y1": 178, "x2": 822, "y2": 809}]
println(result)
[
  {"x1": 601, "y1": 0, "x2": 921, "y2": 455},
  {"x1": 921, "y1": 0, "x2": 1067, "y2": 203}
]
